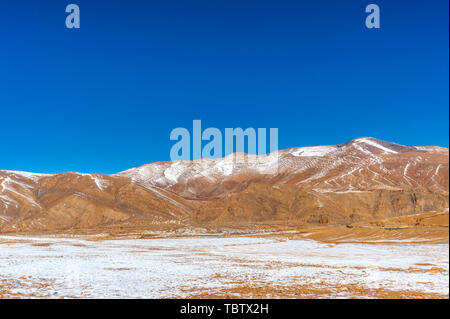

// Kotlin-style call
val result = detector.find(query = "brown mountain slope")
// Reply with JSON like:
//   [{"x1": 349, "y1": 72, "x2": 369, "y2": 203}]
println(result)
[
  {"x1": 0, "y1": 171, "x2": 194, "y2": 233},
  {"x1": 0, "y1": 137, "x2": 448, "y2": 233},
  {"x1": 192, "y1": 184, "x2": 448, "y2": 227}
]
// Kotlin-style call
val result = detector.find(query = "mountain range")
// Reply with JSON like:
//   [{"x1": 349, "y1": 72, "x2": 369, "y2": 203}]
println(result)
[{"x1": 1, "y1": 137, "x2": 448, "y2": 233}]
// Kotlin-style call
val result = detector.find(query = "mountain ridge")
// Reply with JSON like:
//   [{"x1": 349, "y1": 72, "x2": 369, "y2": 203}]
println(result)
[{"x1": 1, "y1": 137, "x2": 448, "y2": 233}]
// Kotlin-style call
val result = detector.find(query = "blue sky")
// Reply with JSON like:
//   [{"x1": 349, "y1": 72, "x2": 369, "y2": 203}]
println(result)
[{"x1": 0, "y1": 0, "x2": 448, "y2": 174}]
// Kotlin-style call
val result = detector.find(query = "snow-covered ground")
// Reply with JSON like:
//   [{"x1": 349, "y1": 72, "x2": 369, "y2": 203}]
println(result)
[{"x1": 0, "y1": 235, "x2": 448, "y2": 298}]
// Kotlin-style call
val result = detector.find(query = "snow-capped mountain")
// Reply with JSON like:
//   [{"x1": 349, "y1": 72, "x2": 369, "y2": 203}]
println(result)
[
  {"x1": 118, "y1": 137, "x2": 449, "y2": 199},
  {"x1": 0, "y1": 137, "x2": 448, "y2": 233}
]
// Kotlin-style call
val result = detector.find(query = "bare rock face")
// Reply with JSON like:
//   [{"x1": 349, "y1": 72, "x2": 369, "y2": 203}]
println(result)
[
  {"x1": 1, "y1": 137, "x2": 448, "y2": 233},
  {"x1": 192, "y1": 184, "x2": 449, "y2": 226}
]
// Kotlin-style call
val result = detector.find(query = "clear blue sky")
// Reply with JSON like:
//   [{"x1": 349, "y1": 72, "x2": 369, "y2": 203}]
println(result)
[{"x1": 0, "y1": 0, "x2": 448, "y2": 174}]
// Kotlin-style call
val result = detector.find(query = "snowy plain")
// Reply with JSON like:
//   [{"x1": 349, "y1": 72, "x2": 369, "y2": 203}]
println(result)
[{"x1": 0, "y1": 235, "x2": 448, "y2": 298}]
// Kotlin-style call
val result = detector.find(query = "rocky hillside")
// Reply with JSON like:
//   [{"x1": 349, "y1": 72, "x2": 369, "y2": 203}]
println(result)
[{"x1": 1, "y1": 137, "x2": 448, "y2": 233}]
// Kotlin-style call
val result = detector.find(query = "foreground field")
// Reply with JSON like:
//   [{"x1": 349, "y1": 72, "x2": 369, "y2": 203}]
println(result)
[{"x1": 0, "y1": 223, "x2": 448, "y2": 299}]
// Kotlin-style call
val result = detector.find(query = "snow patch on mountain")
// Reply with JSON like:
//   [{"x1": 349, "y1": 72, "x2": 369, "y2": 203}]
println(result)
[
  {"x1": 0, "y1": 170, "x2": 50, "y2": 181},
  {"x1": 214, "y1": 157, "x2": 235, "y2": 176},
  {"x1": 0, "y1": 177, "x2": 41, "y2": 208},
  {"x1": 354, "y1": 138, "x2": 398, "y2": 154},
  {"x1": 93, "y1": 177, "x2": 108, "y2": 190},
  {"x1": 291, "y1": 146, "x2": 336, "y2": 157},
  {"x1": 164, "y1": 162, "x2": 187, "y2": 183}
]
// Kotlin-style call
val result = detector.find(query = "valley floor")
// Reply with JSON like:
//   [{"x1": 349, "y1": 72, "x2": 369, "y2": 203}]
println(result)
[{"x1": 0, "y1": 224, "x2": 448, "y2": 299}]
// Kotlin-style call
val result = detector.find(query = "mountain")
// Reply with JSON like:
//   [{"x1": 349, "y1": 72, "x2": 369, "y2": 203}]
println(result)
[
  {"x1": 0, "y1": 137, "x2": 448, "y2": 233},
  {"x1": 119, "y1": 137, "x2": 448, "y2": 198}
]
